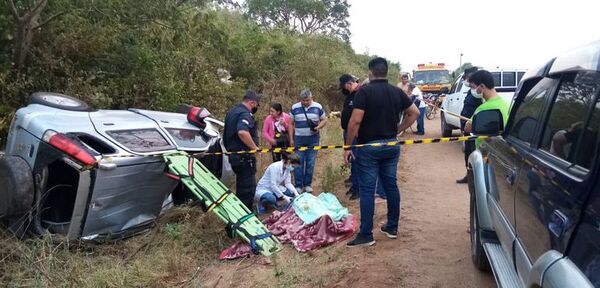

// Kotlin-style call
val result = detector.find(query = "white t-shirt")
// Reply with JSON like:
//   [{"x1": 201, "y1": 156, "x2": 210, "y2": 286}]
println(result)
[{"x1": 255, "y1": 161, "x2": 298, "y2": 201}]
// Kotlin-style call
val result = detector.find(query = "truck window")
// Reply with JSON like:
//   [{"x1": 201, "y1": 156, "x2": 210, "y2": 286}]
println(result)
[
  {"x1": 517, "y1": 72, "x2": 525, "y2": 83},
  {"x1": 540, "y1": 71, "x2": 600, "y2": 170},
  {"x1": 502, "y1": 72, "x2": 516, "y2": 87},
  {"x1": 509, "y1": 77, "x2": 559, "y2": 145},
  {"x1": 492, "y1": 72, "x2": 501, "y2": 87}
]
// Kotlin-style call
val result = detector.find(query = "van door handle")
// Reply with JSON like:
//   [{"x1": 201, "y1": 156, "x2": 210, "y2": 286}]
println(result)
[{"x1": 548, "y1": 210, "x2": 569, "y2": 238}]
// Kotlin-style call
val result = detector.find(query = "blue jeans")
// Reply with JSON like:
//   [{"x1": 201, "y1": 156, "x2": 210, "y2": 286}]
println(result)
[
  {"x1": 356, "y1": 139, "x2": 401, "y2": 236},
  {"x1": 417, "y1": 107, "x2": 426, "y2": 133},
  {"x1": 259, "y1": 189, "x2": 295, "y2": 208},
  {"x1": 294, "y1": 134, "x2": 320, "y2": 188},
  {"x1": 345, "y1": 131, "x2": 386, "y2": 198}
]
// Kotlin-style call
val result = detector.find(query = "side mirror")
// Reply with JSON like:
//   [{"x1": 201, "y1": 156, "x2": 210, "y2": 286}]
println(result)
[{"x1": 472, "y1": 109, "x2": 504, "y2": 136}]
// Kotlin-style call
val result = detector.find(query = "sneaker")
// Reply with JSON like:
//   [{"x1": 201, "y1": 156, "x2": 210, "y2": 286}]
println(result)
[
  {"x1": 349, "y1": 191, "x2": 359, "y2": 200},
  {"x1": 380, "y1": 225, "x2": 398, "y2": 239},
  {"x1": 296, "y1": 187, "x2": 304, "y2": 193},
  {"x1": 304, "y1": 186, "x2": 313, "y2": 193},
  {"x1": 456, "y1": 175, "x2": 468, "y2": 184},
  {"x1": 346, "y1": 234, "x2": 375, "y2": 247}
]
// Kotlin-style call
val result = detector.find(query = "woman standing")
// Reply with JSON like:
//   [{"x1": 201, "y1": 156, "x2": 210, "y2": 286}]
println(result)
[{"x1": 263, "y1": 103, "x2": 294, "y2": 162}]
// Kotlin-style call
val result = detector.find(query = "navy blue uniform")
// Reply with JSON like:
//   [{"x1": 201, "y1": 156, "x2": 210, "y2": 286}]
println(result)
[
  {"x1": 460, "y1": 90, "x2": 483, "y2": 167},
  {"x1": 224, "y1": 104, "x2": 258, "y2": 209}
]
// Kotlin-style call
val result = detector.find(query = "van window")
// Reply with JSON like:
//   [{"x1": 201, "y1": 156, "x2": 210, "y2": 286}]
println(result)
[
  {"x1": 540, "y1": 71, "x2": 600, "y2": 170},
  {"x1": 509, "y1": 77, "x2": 558, "y2": 145},
  {"x1": 492, "y1": 72, "x2": 501, "y2": 87},
  {"x1": 517, "y1": 72, "x2": 526, "y2": 83},
  {"x1": 502, "y1": 72, "x2": 516, "y2": 87}
]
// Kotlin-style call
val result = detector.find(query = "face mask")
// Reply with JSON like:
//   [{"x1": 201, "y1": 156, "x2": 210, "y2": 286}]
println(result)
[
  {"x1": 286, "y1": 165, "x2": 295, "y2": 172},
  {"x1": 471, "y1": 88, "x2": 483, "y2": 99},
  {"x1": 251, "y1": 106, "x2": 258, "y2": 114}
]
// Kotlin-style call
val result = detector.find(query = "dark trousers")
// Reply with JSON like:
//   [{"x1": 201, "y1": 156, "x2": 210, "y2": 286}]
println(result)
[
  {"x1": 417, "y1": 107, "x2": 426, "y2": 133},
  {"x1": 464, "y1": 132, "x2": 476, "y2": 167},
  {"x1": 356, "y1": 139, "x2": 401, "y2": 236},
  {"x1": 230, "y1": 156, "x2": 257, "y2": 210},
  {"x1": 271, "y1": 137, "x2": 289, "y2": 162}
]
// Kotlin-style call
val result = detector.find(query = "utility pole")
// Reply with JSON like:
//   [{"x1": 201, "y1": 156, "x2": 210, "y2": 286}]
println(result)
[{"x1": 459, "y1": 53, "x2": 463, "y2": 68}]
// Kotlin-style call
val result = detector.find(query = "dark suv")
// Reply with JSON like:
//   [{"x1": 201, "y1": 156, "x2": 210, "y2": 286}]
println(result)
[{"x1": 468, "y1": 41, "x2": 600, "y2": 287}]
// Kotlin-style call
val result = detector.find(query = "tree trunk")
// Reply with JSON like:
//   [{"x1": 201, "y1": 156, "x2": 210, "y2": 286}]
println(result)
[{"x1": 8, "y1": 0, "x2": 48, "y2": 75}]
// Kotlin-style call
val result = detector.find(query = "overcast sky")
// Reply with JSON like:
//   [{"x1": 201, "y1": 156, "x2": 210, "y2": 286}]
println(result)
[{"x1": 348, "y1": 0, "x2": 600, "y2": 72}]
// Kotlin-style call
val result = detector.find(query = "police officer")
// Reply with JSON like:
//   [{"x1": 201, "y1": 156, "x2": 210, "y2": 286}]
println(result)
[
  {"x1": 224, "y1": 90, "x2": 261, "y2": 209},
  {"x1": 456, "y1": 67, "x2": 482, "y2": 184}
]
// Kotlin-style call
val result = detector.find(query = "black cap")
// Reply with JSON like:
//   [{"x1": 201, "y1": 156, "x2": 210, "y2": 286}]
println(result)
[
  {"x1": 242, "y1": 90, "x2": 261, "y2": 105},
  {"x1": 339, "y1": 74, "x2": 358, "y2": 89}
]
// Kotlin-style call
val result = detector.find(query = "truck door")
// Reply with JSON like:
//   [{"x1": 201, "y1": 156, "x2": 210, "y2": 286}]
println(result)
[{"x1": 513, "y1": 71, "x2": 600, "y2": 281}]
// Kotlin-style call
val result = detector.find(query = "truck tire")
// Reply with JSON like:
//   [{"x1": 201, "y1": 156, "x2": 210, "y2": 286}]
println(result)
[
  {"x1": 441, "y1": 112, "x2": 453, "y2": 137},
  {"x1": 469, "y1": 170, "x2": 491, "y2": 271},
  {"x1": 29, "y1": 92, "x2": 92, "y2": 111},
  {"x1": 0, "y1": 156, "x2": 34, "y2": 218}
]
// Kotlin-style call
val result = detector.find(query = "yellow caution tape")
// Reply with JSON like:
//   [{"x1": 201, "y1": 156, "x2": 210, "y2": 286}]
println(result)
[{"x1": 95, "y1": 135, "x2": 490, "y2": 161}]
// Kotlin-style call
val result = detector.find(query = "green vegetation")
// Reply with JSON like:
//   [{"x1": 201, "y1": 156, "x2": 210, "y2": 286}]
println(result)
[
  {"x1": 0, "y1": 0, "x2": 401, "y2": 146},
  {"x1": 0, "y1": 1, "x2": 397, "y2": 286}
]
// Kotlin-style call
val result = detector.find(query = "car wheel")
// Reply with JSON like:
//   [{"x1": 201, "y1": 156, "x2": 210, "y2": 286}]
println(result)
[
  {"x1": 441, "y1": 112, "x2": 453, "y2": 137},
  {"x1": 29, "y1": 92, "x2": 92, "y2": 111},
  {"x1": 0, "y1": 156, "x2": 34, "y2": 218},
  {"x1": 469, "y1": 171, "x2": 491, "y2": 271}
]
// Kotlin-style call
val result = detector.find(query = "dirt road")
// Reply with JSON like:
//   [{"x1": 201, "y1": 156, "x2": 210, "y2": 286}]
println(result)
[
  {"x1": 203, "y1": 117, "x2": 495, "y2": 287},
  {"x1": 330, "y1": 117, "x2": 496, "y2": 287}
]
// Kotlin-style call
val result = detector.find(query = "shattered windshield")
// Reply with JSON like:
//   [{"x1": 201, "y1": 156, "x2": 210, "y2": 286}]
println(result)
[
  {"x1": 107, "y1": 129, "x2": 173, "y2": 152},
  {"x1": 165, "y1": 128, "x2": 211, "y2": 150},
  {"x1": 414, "y1": 70, "x2": 451, "y2": 85}
]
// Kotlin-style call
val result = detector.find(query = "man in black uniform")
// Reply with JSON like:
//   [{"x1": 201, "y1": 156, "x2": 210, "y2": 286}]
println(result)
[
  {"x1": 224, "y1": 90, "x2": 261, "y2": 209},
  {"x1": 339, "y1": 74, "x2": 361, "y2": 199},
  {"x1": 456, "y1": 67, "x2": 482, "y2": 184}
]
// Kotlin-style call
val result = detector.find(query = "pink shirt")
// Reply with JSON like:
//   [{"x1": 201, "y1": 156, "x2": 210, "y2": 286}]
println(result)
[{"x1": 262, "y1": 113, "x2": 292, "y2": 145}]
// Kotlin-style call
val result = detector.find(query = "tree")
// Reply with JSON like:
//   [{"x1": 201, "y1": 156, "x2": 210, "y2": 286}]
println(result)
[
  {"x1": 245, "y1": 0, "x2": 350, "y2": 42},
  {"x1": 453, "y1": 62, "x2": 473, "y2": 79},
  {"x1": 6, "y1": 0, "x2": 65, "y2": 74}
]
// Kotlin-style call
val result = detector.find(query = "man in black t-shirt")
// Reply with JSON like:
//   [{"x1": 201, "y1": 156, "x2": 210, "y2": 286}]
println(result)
[
  {"x1": 344, "y1": 57, "x2": 419, "y2": 247},
  {"x1": 339, "y1": 74, "x2": 361, "y2": 199}
]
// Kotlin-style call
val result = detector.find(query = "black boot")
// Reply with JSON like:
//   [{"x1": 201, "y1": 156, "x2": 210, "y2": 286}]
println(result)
[{"x1": 456, "y1": 175, "x2": 468, "y2": 184}]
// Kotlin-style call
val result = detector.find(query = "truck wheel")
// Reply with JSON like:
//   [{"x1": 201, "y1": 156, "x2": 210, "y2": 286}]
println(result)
[
  {"x1": 0, "y1": 156, "x2": 34, "y2": 218},
  {"x1": 441, "y1": 112, "x2": 453, "y2": 137},
  {"x1": 29, "y1": 92, "x2": 92, "y2": 111},
  {"x1": 470, "y1": 177, "x2": 491, "y2": 271}
]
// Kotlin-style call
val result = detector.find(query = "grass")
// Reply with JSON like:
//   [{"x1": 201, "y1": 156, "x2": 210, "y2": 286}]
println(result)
[{"x1": 0, "y1": 119, "x2": 350, "y2": 287}]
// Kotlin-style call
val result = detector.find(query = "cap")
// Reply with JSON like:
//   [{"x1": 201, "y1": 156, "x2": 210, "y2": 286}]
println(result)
[
  {"x1": 242, "y1": 90, "x2": 261, "y2": 105},
  {"x1": 299, "y1": 88, "x2": 312, "y2": 99},
  {"x1": 339, "y1": 74, "x2": 358, "y2": 89}
]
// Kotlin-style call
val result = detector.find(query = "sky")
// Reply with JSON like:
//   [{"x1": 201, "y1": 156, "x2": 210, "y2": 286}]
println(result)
[{"x1": 348, "y1": 0, "x2": 600, "y2": 73}]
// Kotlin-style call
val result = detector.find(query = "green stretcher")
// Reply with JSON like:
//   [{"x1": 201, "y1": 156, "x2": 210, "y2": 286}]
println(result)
[{"x1": 163, "y1": 153, "x2": 281, "y2": 256}]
